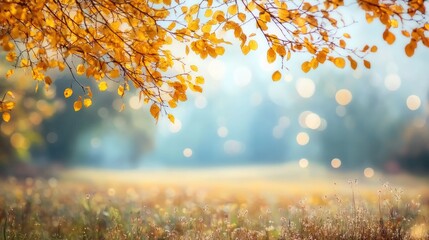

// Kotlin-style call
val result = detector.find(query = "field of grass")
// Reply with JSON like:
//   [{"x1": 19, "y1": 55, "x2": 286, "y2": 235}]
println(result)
[{"x1": 0, "y1": 164, "x2": 428, "y2": 239}]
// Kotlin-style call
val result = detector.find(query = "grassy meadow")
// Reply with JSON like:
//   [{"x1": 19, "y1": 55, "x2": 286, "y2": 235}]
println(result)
[{"x1": 0, "y1": 165, "x2": 428, "y2": 239}]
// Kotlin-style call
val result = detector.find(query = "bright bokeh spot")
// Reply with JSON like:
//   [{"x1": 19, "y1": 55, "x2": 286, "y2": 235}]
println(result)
[
  {"x1": 29, "y1": 112, "x2": 42, "y2": 125},
  {"x1": 183, "y1": 148, "x2": 193, "y2": 157},
  {"x1": 284, "y1": 74, "x2": 293, "y2": 82},
  {"x1": 195, "y1": 95, "x2": 207, "y2": 109},
  {"x1": 10, "y1": 133, "x2": 29, "y2": 149},
  {"x1": 410, "y1": 224, "x2": 428, "y2": 239},
  {"x1": 299, "y1": 158, "x2": 309, "y2": 168},
  {"x1": 208, "y1": 60, "x2": 226, "y2": 80},
  {"x1": 259, "y1": 53, "x2": 276, "y2": 72},
  {"x1": 384, "y1": 74, "x2": 401, "y2": 91},
  {"x1": 331, "y1": 158, "x2": 341, "y2": 168},
  {"x1": 406, "y1": 95, "x2": 421, "y2": 111},
  {"x1": 305, "y1": 112, "x2": 321, "y2": 130},
  {"x1": 233, "y1": 66, "x2": 252, "y2": 87},
  {"x1": 129, "y1": 96, "x2": 143, "y2": 110},
  {"x1": 224, "y1": 140, "x2": 244, "y2": 155},
  {"x1": 296, "y1": 132, "x2": 310, "y2": 145},
  {"x1": 295, "y1": 78, "x2": 315, "y2": 98},
  {"x1": 335, "y1": 89, "x2": 353, "y2": 106},
  {"x1": 217, "y1": 126, "x2": 228, "y2": 138},
  {"x1": 169, "y1": 119, "x2": 182, "y2": 133},
  {"x1": 364, "y1": 167, "x2": 375, "y2": 178}
]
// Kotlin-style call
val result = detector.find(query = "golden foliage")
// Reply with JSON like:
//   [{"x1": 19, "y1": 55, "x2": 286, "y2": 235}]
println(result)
[{"x1": 0, "y1": 0, "x2": 427, "y2": 121}]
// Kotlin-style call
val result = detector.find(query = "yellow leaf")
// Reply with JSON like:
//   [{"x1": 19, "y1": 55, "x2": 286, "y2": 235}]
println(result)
[
  {"x1": 405, "y1": 42, "x2": 415, "y2": 57},
  {"x1": 84, "y1": 98, "x2": 92, "y2": 108},
  {"x1": 45, "y1": 76, "x2": 53, "y2": 85},
  {"x1": 167, "y1": 22, "x2": 176, "y2": 30},
  {"x1": 363, "y1": 60, "x2": 371, "y2": 69},
  {"x1": 343, "y1": 33, "x2": 351, "y2": 38},
  {"x1": 118, "y1": 85, "x2": 125, "y2": 96},
  {"x1": 241, "y1": 45, "x2": 250, "y2": 55},
  {"x1": 21, "y1": 59, "x2": 29, "y2": 67},
  {"x1": 190, "y1": 65, "x2": 198, "y2": 72},
  {"x1": 168, "y1": 114, "x2": 175, "y2": 123},
  {"x1": 6, "y1": 69, "x2": 14, "y2": 78},
  {"x1": 204, "y1": 9, "x2": 213, "y2": 17},
  {"x1": 1, "y1": 101, "x2": 15, "y2": 111},
  {"x1": 215, "y1": 47, "x2": 225, "y2": 55},
  {"x1": 2, "y1": 112, "x2": 10, "y2": 122},
  {"x1": 150, "y1": 103, "x2": 160, "y2": 120},
  {"x1": 46, "y1": 17, "x2": 55, "y2": 28},
  {"x1": 333, "y1": 57, "x2": 345, "y2": 68},
  {"x1": 110, "y1": 68, "x2": 120, "y2": 78},
  {"x1": 74, "y1": 99, "x2": 82, "y2": 111},
  {"x1": 99, "y1": 81, "x2": 108, "y2": 91},
  {"x1": 238, "y1": 13, "x2": 246, "y2": 22},
  {"x1": 370, "y1": 46, "x2": 378, "y2": 53},
  {"x1": 249, "y1": 40, "x2": 258, "y2": 50},
  {"x1": 390, "y1": 19, "x2": 398, "y2": 28},
  {"x1": 301, "y1": 61, "x2": 311, "y2": 73},
  {"x1": 272, "y1": 70, "x2": 282, "y2": 81},
  {"x1": 6, "y1": 51, "x2": 16, "y2": 62},
  {"x1": 6, "y1": 91, "x2": 15, "y2": 99},
  {"x1": 195, "y1": 76, "x2": 205, "y2": 84},
  {"x1": 347, "y1": 56, "x2": 357, "y2": 70},
  {"x1": 168, "y1": 100, "x2": 177, "y2": 108},
  {"x1": 275, "y1": 45, "x2": 286, "y2": 57},
  {"x1": 339, "y1": 39, "x2": 346, "y2": 48},
  {"x1": 76, "y1": 64, "x2": 85, "y2": 75},
  {"x1": 267, "y1": 47, "x2": 276, "y2": 63},
  {"x1": 64, "y1": 88, "x2": 73, "y2": 98},
  {"x1": 228, "y1": 5, "x2": 238, "y2": 15},
  {"x1": 383, "y1": 29, "x2": 396, "y2": 45}
]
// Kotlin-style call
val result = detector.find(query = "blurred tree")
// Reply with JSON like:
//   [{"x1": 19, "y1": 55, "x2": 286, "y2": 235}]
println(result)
[
  {"x1": 0, "y1": 0, "x2": 428, "y2": 124},
  {"x1": 0, "y1": 56, "x2": 60, "y2": 167}
]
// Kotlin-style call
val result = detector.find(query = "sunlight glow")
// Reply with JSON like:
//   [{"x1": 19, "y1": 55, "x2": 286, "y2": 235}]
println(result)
[
  {"x1": 335, "y1": 89, "x2": 352, "y2": 106},
  {"x1": 217, "y1": 126, "x2": 228, "y2": 138},
  {"x1": 384, "y1": 74, "x2": 401, "y2": 91},
  {"x1": 169, "y1": 119, "x2": 182, "y2": 133},
  {"x1": 224, "y1": 140, "x2": 244, "y2": 155},
  {"x1": 233, "y1": 66, "x2": 252, "y2": 87},
  {"x1": 208, "y1": 60, "x2": 226, "y2": 80},
  {"x1": 183, "y1": 148, "x2": 193, "y2": 157},
  {"x1": 299, "y1": 158, "x2": 309, "y2": 168},
  {"x1": 305, "y1": 112, "x2": 321, "y2": 130},
  {"x1": 296, "y1": 132, "x2": 310, "y2": 146},
  {"x1": 10, "y1": 133, "x2": 29, "y2": 149},
  {"x1": 364, "y1": 167, "x2": 375, "y2": 178},
  {"x1": 406, "y1": 95, "x2": 421, "y2": 111},
  {"x1": 296, "y1": 78, "x2": 315, "y2": 98},
  {"x1": 129, "y1": 96, "x2": 143, "y2": 110},
  {"x1": 331, "y1": 158, "x2": 341, "y2": 168},
  {"x1": 195, "y1": 95, "x2": 207, "y2": 109}
]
